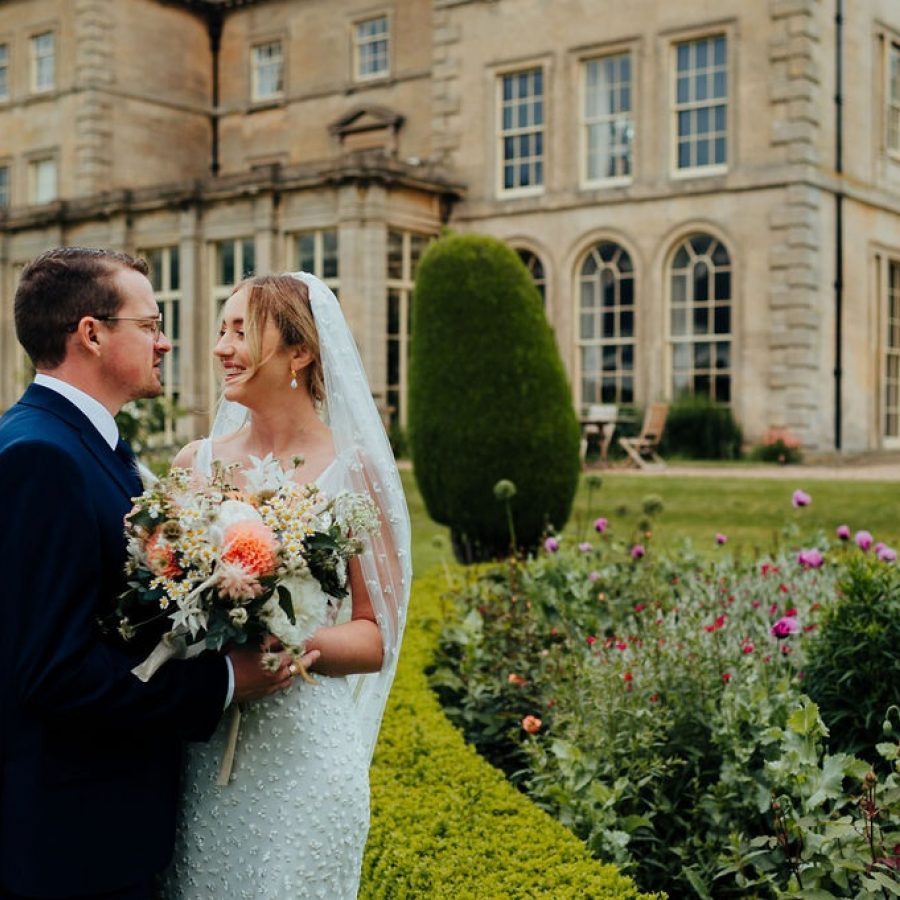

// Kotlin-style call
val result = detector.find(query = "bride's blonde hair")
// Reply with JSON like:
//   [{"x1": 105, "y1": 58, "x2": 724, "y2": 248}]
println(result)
[{"x1": 231, "y1": 274, "x2": 326, "y2": 405}]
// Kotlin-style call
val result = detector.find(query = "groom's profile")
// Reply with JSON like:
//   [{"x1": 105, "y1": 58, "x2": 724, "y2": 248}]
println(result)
[{"x1": 0, "y1": 248, "x2": 294, "y2": 899}]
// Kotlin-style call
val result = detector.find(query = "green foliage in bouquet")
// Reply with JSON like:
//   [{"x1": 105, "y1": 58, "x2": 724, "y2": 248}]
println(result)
[
  {"x1": 362, "y1": 570, "x2": 661, "y2": 900},
  {"x1": 804, "y1": 554, "x2": 900, "y2": 762},
  {"x1": 408, "y1": 232, "x2": 580, "y2": 562},
  {"x1": 661, "y1": 393, "x2": 743, "y2": 460}
]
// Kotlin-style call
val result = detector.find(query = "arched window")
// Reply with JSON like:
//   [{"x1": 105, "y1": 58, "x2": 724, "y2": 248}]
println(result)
[
  {"x1": 516, "y1": 248, "x2": 546, "y2": 306},
  {"x1": 669, "y1": 233, "x2": 732, "y2": 402},
  {"x1": 578, "y1": 241, "x2": 634, "y2": 404}
]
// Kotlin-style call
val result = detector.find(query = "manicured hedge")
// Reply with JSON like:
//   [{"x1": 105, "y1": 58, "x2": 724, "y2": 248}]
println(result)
[{"x1": 361, "y1": 570, "x2": 662, "y2": 900}]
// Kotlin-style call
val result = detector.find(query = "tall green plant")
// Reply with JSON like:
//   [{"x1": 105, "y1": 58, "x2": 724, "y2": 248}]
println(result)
[
  {"x1": 408, "y1": 232, "x2": 580, "y2": 561},
  {"x1": 661, "y1": 394, "x2": 742, "y2": 460}
]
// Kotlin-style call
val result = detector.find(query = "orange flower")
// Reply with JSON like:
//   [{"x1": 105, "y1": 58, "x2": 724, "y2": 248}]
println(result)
[
  {"x1": 508, "y1": 673, "x2": 528, "y2": 686},
  {"x1": 146, "y1": 531, "x2": 182, "y2": 579},
  {"x1": 521, "y1": 715, "x2": 542, "y2": 734},
  {"x1": 221, "y1": 521, "x2": 278, "y2": 576}
]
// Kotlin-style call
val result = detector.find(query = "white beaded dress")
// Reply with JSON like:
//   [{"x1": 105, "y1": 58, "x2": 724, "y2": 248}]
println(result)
[{"x1": 163, "y1": 446, "x2": 369, "y2": 900}]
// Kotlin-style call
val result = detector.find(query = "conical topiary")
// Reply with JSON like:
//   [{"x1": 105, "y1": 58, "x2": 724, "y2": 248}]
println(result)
[{"x1": 408, "y1": 232, "x2": 581, "y2": 561}]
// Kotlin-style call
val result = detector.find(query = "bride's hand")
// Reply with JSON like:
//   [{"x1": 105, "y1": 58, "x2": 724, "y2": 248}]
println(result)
[{"x1": 227, "y1": 645, "x2": 294, "y2": 701}]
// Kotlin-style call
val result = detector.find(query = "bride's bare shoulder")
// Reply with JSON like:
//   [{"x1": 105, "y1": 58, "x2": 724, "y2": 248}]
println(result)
[{"x1": 171, "y1": 440, "x2": 202, "y2": 471}]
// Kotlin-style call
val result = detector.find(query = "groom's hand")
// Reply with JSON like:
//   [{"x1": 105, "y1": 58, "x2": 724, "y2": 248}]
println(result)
[{"x1": 227, "y1": 646, "x2": 294, "y2": 702}]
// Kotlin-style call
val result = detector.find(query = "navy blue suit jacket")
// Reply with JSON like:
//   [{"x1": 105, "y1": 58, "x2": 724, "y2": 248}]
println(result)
[{"x1": 0, "y1": 384, "x2": 228, "y2": 897}]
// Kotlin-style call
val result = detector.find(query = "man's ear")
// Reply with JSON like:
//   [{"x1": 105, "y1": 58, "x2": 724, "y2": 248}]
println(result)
[{"x1": 74, "y1": 317, "x2": 103, "y2": 357}]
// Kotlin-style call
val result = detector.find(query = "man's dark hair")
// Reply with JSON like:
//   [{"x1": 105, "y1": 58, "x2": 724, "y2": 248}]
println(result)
[{"x1": 14, "y1": 247, "x2": 150, "y2": 368}]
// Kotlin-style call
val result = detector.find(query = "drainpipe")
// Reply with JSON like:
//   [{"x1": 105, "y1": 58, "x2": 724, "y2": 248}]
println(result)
[
  {"x1": 833, "y1": 0, "x2": 843, "y2": 450},
  {"x1": 208, "y1": 8, "x2": 223, "y2": 177}
]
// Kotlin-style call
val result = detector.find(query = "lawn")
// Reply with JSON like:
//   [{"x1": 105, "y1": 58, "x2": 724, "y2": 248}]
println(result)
[{"x1": 402, "y1": 468, "x2": 900, "y2": 572}]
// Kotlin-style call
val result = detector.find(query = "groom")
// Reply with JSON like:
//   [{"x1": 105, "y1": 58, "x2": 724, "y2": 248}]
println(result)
[{"x1": 0, "y1": 248, "x2": 295, "y2": 899}]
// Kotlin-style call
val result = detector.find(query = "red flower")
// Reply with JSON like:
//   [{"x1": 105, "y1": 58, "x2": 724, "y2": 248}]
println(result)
[
  {"x1": 634, "y1": 603, "x2": 647, "y2": 613},
  {"x1": 623, "y1": 672, "x2": 633, "y2": 682},
  {"x1": 649, "y1": 693, "x2": 659, "y2": 703},
  {"x1": 778, "y1": 583, "x2": 790, "y2": 593},
  {"x1": 586, "y1": 635, "x2": 597, "y2": 646},
  {"x1": 722, "y1": 673, "x2": 732, "y2": 683},
  {"x1": 743, "y1": 643, "x2": 754, "y2": 653},
  {"x1": 615, "y1": 641, "x2": 627, "y2": 651},
  {"x1": 785, "y1": 607, "x2": 798, "y2": 617}
]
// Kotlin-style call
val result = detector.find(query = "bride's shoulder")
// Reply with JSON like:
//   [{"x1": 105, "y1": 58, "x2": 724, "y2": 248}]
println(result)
[{"x1": 172, "y1": 439, "x2": 202, "y2": 471}]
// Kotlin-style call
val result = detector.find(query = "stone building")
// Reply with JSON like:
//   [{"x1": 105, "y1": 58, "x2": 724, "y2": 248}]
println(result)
[{"x1": 0, "y1": 0, "x2": 899, "y2": 451}]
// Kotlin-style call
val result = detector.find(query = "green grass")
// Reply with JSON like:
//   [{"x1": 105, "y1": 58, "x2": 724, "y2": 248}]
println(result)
[{"x1": 403, "y1": 469, "x2": 900, "y2": 569}]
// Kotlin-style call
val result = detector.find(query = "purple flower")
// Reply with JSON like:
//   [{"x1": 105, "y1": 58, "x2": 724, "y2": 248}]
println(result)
[
  {"x1": 792, "y1": 489, "x2": 811, "y2": 508},
  {"x1": 797, "y1": 548, "x2": 824, "y2": 569},
  {"x1": 836, "y1": 524, "x2": 850, "y2": 541},
  {"x1": 878, "y1": 545, "x2": 897, "y2": 563},
  {"x1": 715, "y1": 533, "x2": 728, "y2": 546},
  {"x1": 578, "y1": 542, "x2": 592, "y2": 553},
  {"x1": 630, "y1": 544, "x2": 645, "y2": 560},
  {"x1": 855, "y1": 530, "x2": 874, "y2": 552},
  {"x1": 543, "y1": 537, "x2": 560, "y2": 553},
  {"x1": 588, "y1": 570, "x2": 601, "y2": 583},
  {"x1": 593, "y1": 517, "x2": 608, "y2": 534},
  {"x1": 771, "y1": 616, "x2": 801, "y2": 639}
]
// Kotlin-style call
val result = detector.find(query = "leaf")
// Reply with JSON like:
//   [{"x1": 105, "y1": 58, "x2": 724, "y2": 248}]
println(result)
[
  {"x1": 864, "y1": 871, "x2": 900, "y2": 896},
  {"x1": 806, "y1": 754, "x2": 848, "y2": 809},
  {"x1": 277, "y1": 584, "x2": 296, "y2": 625},
  {"x1": 682, "y1": 866, "x2": 713, "y2": 899},
  {"x1": 788, "y1": 700, "x2": 823, "y2": 737}
]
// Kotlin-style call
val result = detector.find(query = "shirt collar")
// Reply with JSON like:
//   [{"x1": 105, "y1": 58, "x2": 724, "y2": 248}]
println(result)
[{"x1": 33, "y1": 374, "x2": 119, "y2": 450}]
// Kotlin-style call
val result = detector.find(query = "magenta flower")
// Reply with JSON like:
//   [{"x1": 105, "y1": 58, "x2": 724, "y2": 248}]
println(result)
[
  {"x1": 878, "y1": 545, "x2": 897, "y2": 563},
  {"x1": 797, "y1": 548, "x2": 824, "y2": 569},
  {"x1": 630, "y1": 544, "x2": 645, "y2": 559},
  {"x1": 792, "y1": 489, "x2": 811, "y2": 508},
  {"x1": 588, "y1": 570, "x2": 601, "y2": 582},
  {"x1": 855, "y1": 530, "x2": 874, "y2": 551},
  {"x1": 836, "y1": 524, "x2": 850, "y2": 540},
  {"x1": 715, "y1": 533, "x2": 728, "y2": 545},
  {"x1": 593, "y1": 517, "x2": 608, "y2": 534},
  {"x1": 771, "y1": 616, "x2": 801, "y2": 639},
  {"x1": 578, "y1": 542, "x2": 592, "y2": 553},
  {"x1": 544, "y1": 537, "x2": 559, "y2": 553}
]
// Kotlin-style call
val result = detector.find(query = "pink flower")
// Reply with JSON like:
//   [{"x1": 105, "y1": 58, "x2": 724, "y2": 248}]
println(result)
[
  {"x1": 836, "y1": 524, "x2": 850, "y2": 540},
  {"x1": 578, "y1": 542, "x2": 592, "y2": 553},
  {"x1": 588, "y1": 570, "x2": 601, "y2": 582},
  {"x1": 878, "y1": 545, "x2": 898, "y2": 563},
  {"x1": 215, "y1": 560, "x2": 266, "y2": 602},
  {"x1": 742, "y1": 643, "x2": 754, "y2": 654},
  {"x1": 715, "y1": 533, "x2": 728, "y2": 545},
  {"x1": 630, "y1": 544, "x2": 645, "y2": 559},
  {"x1": 797, "y1": 548, "x2": 824, "y2": 569},
  {"x1": 544, "y1": 537, "x2": 559, "y2": 553},
  {"x1": 586, "y1": 635, "x2": 597, "y2": 646},
  {"x1": 771, "y1": 616, "x2": 801, "y2": 639},
  {"x1": 521, "y1": 715, "x2": 542, "y2": 734},
  {"x1": 855, "y1": 530, "x2": 874, "y2": 551},
  {"x1": 792, "y1": 489, "x2": 811, "y2": 508},
  {"x1": 593, "y1": 517, "x2": 608, "y2": 534}
]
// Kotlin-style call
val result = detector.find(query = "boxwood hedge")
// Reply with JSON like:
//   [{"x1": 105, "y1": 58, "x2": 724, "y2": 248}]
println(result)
[{"x1": 361, "y1": 570, "x2": 663, "y2": 899}]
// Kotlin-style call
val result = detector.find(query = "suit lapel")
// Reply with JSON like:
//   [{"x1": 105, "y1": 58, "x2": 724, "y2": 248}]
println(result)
[{"x1": 18, "y1": 383, "x2": 142, "y2": 501}]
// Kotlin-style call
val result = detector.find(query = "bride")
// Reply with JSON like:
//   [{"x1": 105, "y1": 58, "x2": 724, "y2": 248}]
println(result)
[{"x1": 162, "y1": 272, "x2": 411, "y2": 899}]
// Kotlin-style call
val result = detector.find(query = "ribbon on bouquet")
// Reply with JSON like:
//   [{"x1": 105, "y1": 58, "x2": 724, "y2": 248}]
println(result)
[{"x1": 131, "y1": 628, "x2": 206, "y2": 682}]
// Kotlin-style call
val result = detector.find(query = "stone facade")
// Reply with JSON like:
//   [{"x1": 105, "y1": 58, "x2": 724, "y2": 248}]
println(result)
[{"x1": 1, "y1": 0, "x2": 899, "y2": 450}]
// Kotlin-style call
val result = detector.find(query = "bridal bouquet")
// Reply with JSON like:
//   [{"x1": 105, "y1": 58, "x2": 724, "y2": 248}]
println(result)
[{"x1": 114, "y1": 455, "x2": 379, "y2": 681}]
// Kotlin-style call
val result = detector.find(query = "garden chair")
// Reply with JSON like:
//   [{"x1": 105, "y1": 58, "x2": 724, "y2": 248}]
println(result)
[
  {"x1": 619, "y1": 402, "x2": 668, "y2": 470},
  {"x1": 579, "y1": 403, "x2": 618, "y2": 468}
]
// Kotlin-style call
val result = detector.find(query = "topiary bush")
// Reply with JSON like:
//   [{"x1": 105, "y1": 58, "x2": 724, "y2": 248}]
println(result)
[
  {"x1": 408, "y1": 233, "x2": 581, "y2": 561},
  {"x1": 661, "y1": 394, "x2": 742, "y2": 460},
  {"x1": 804, "y1": 554, "x2": 900, "y2": 763}
]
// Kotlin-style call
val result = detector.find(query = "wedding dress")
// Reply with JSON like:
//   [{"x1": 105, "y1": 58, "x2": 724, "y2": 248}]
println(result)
[
  {"x1": 164, "y1": 445, "x2": 369, "y2": 900},
  {"x1": 163, "y1": 272, "x2": 411, "y2": 900}
]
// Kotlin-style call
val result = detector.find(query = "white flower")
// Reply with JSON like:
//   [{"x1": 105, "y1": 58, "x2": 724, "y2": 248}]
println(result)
[
  {"x1": 229, "y1": 607, "x2": 249, "y2": 625},
  {"x1": 260, "y1": 574, "x2": 328, "y2": 652},
  {"x1": 209, "y1": 499, "x2": 263, "y2": 547},
  {"x1": 244, "y1": 453, "x2": 294, "y2": 493}
]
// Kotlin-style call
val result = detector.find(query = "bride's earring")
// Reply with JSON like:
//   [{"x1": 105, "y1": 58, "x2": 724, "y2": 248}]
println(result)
[{"x1": 290, "y1": 366, "x2": 299, "y2": 390}]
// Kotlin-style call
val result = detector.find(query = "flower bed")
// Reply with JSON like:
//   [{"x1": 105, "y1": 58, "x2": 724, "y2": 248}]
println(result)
[
  {"x1": 361, "y1": 570, "x2": 660, "y2": 899},
  {"x1": 430, "y1": 500, "x2": 900, "y2": 896}
]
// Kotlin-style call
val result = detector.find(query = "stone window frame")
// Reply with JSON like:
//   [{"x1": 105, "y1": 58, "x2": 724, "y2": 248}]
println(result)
[
  {"x1": 0, "y1": 41, "x2": 10, "y2": 102},
  {"x1": 879, "y1": 252, "x2": 900, "y2": 446},
  {"x1": 353, "y1": 12, "x2": 391, "y2": 83},
  {"x1": 26, "y1": 152, "x2": 57, "y2": 204},
  {"x1": 576, "y1": 239, "x2": 638, "y2": 408},
  {"x1": 665, "y1": 22, "x2": 734, "y2": 180},
  {"x1": 385, "y1": 228, "x2": 432, "y2": 429},
  {"x1": 578, "y1": 42, "x2": 636, "y2": 189},
  {"x1": 666, "y1": 230, "x2": 734, "y2": 404},
  {"x1": 291, "y1": 228, "x2": 340, "y2": 295},
  {"x1": 139, "y1": 245, "x2": 182, "y2": 443},
  {"x1": 494, "y1": 58, "x2": 549, "y2": 199},
  {"x1": 888, "y1": 39, "x2": 900, "y2": 158},
  {"x1": 29, "y1": 29, "x2": 55, "y2": 94},
  {"x1": 515, "y1": 246, "x2": 547, "y2": 309},
  {"x1": 250, "y1": 38, "x2": 285, "y2": 104}
]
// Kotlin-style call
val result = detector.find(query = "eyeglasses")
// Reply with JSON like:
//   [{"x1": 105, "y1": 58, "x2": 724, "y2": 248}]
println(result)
[{"x1": 66, "y1": 314, "x2": 164, "y2": 339}]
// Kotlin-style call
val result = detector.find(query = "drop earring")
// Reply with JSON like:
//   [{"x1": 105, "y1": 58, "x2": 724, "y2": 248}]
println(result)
[{"x1": 290, "y1": 366, "x2": 299, "y2": 390}]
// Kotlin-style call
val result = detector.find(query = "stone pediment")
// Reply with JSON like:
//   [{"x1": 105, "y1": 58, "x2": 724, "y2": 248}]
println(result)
[{"x1": 330, "y1": 106, "x2": 405, "y2": 154}]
